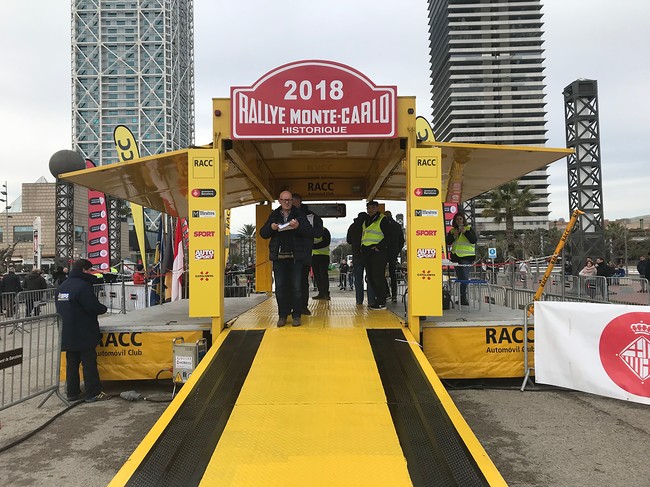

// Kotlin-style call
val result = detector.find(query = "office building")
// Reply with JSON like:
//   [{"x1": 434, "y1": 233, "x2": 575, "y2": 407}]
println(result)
[
  {"x1": 71, "y1": 0, "x2": 195, "y2": 238},
  {"x1": 427, "y1": 0, "x2": 550, "y2": 231}
]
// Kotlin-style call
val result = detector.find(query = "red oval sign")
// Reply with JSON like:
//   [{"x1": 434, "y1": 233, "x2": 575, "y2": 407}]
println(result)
[{"x1": 231, "y1": 60, "x2": 397, "y2": 139}]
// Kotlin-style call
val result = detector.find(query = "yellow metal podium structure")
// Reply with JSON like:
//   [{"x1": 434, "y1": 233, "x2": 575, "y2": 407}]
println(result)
[{"x1": 60, "y1": 60, "x2": 570, "y2": 486}]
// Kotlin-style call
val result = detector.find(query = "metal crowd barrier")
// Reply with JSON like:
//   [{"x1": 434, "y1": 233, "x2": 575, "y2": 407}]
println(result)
[
  {"x1": 93, "y1": 282, "x2": 150, "y2": 314},
  {"x1": 14, "y1": 289, "x2": 57, "y2": 318},
  {"x1": 606, "y1": 276, "x2": 650, "y2": 305},
  {"x1": 0, "y1": 314, "x2": 65, "y2": 411},
  {"x1": 1, "y1": 292, "x2": 19, "y2": 321},
  {"x1": 225, "y1": 271, "x2": 251, "y2": 297}
]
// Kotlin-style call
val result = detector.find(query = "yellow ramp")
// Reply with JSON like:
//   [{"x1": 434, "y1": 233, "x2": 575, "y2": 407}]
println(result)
[
  {"x1": 110, "y1": 297, "x2": 505, "y2": 486},
  {"x1": 202, "y1": 327, "x2": 411, "y2": 486}
]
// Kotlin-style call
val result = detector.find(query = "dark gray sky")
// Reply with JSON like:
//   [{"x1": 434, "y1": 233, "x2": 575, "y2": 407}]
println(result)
[{"x1": 1, "y1": 0, "x2": 648, "y2": 237}]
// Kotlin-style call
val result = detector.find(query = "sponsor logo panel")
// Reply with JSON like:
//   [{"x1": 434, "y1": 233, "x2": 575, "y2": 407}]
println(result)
[
  {"x1": 415, "y1": 209, "x2": 438, "y2": 217},
  {"x1": 194, "y1": 249, "x2": 215, "y2": 260},
  {"x1": 417, "y1": 249, "x2": 437, "y2": 259},
  {"x1": 413, "y1": 187, "x2": 439, "y2": 197},
  {"x1": 191, "y1": 210, "x2": 216, "y2": 218},
  {"x1": 191, "y1": 188, "x2": 217, "y2": 198}
]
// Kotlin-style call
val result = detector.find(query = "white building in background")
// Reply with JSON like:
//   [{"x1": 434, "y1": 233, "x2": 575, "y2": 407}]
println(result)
[{"x1": 427, "y1": 0, "x2": 550, "y2": 232}]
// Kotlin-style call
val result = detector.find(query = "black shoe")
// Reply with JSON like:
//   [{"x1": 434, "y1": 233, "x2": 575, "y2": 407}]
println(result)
[
  {"x1": 292, "y1": 317, "x2": 301, "y2": 327},
  {"x1": 461, "y1": 299, "x2": 469, "y2": 306},
  {"x1": 277, "y1": 317, "x2": 287, "y2": 327},
  {"x1": 85, "y1": 391, "x2": 111, "y2": 403},
  {"x1": 67, "y1": 393, "x2": 85, "y2": 402},
  {"x1": 368, "y1": 303, "x2": 386, "y2": 310},
  {"x1": 302, "y1": 309, "x2": 312, "y2": 315},
  {"x1": 312, "y1": 295, "x2": 324, "y2": 300},
  {"x1": 391, "y1": 297, "x2": 397, "y2": 303}
]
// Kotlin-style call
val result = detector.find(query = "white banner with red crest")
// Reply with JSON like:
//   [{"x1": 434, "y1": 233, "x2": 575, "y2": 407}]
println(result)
[{"x1": 535, "y1": 301, "x2": 650, "y2": 404}]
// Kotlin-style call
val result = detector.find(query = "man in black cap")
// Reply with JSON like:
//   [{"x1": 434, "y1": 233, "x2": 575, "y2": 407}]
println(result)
[
  {"x1": 56, "y1": 259, "x2": 110, "y2": 402},
  {"x1": 360, "y1": 200, "x2": 394, "y2": 310}
]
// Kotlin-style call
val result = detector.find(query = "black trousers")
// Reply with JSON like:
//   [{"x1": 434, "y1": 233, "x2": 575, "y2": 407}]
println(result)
[
  {"x1": 300, "y1": 265, "x2": 310, "y2": 311},
  {"x1": 312, "y1": 254, "x2": 330, "y2": 297},
  {"x1": 388, "y1": 254, "x2": 399, "y2": 298},
  {"x1": 66, "y1": 348, "x2": 101, "y2": 398},
  {"x1": 364, "y1": 249, "x2": 388, "y2": 305}
]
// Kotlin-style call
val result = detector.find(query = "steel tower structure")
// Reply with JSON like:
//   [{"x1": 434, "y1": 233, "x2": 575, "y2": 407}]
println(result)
[
  {"x1": 427, "y1": 0, "x2": 550, "y2": 232},
  {"x1": 69, "y1": 0, "x2": 195, "y2": 262},
  {"x1": 563, "y1": 79, "x2": 605, "y2": 272}
]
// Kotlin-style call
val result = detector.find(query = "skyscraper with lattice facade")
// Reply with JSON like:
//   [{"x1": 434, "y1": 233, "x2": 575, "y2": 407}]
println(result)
[
  {"x1": 71, "y1": 0, "x2": 194, "y2": 242},
  {"x1": 427, "y1": 0, "x2": 550, "y2": 231}
]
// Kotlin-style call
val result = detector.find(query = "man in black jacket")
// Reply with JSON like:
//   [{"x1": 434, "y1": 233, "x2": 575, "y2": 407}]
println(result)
[
  {"x1": 23, "y1": 268, "x2": 48, "y2": 316},
  {"x1": 292, "y1": 193, "x2": 324, "y2": 310},
  {"x1": 56, "y1": 259, "x2": 109, "y2": 402},
  {"x1": 1, "y1": 267, "x2": 22, "y2": 317},
  {"x1": 361, "y1": 201, "x2": 395, "y2": 310},
  {"x1": 260, "y1": 191, "x2": 316, "y2": 327},
  {"x1": 384, "y1": 210, "x2": 405, "y2": 303}
]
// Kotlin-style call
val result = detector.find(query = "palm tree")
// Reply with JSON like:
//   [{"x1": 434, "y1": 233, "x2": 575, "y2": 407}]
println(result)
[
  {"x1": 477, "y1": 180, "x2": 538, "y2": 255},
  {"x1": 238, "y1": 224, "x2": 256, "y2": 265},
  {"x1": 605, "y1": 221, "x2": 628, "y2": 264}
]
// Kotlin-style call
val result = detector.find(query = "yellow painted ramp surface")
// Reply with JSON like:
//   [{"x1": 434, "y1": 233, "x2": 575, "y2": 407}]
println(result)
[
  {"x1": 111, "y1": 297, "x2": 504, "y2": 486},
  {"x1": 201, "y1": 327, "x2": 411, "y2": 486}
]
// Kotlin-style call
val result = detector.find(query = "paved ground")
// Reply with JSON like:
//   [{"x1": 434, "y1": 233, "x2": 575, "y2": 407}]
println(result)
[{"x1": 1, "y1": 289, "x2": 649, "y2": 486}]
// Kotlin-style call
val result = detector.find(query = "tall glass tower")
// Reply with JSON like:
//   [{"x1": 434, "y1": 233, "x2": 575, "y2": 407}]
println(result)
[
  {"x1": 71, "y1": 0, "x2": 195, "y2": 166},
  {"x1": 427, "y1": 0, "x2": 550, "y2": 231}
]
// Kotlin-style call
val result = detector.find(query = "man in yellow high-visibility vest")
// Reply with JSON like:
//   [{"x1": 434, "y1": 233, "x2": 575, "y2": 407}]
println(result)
[
  {"x1": 361, "y1": 200, "x2": 395, "y2": 310},
  {"x1": 446, "y1": 212, "x2": 477, "y2": 306}
]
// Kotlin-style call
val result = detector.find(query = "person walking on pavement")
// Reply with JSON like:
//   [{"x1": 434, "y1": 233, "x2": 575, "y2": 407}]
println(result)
[
  {"x1": 260, "y1": 190, "x2": 316, "y2": 327},
  {"x1": 638, "y1": 255, "x2": 648, "y2": 292},
  {"x1": 338, "y1": 259, "x2": 349, "y2": 290},
  {"x1": 23, "y1": 268, "x2": 47, "y2": 317},
  {"x1": 383, "y1": 210, "x2": 404, "y2": 303},
  {"x1": 56, "y1": 259, "x2": 110, "y2": 402},
  {"x1": 446, "y1": 212, "x2": 477, "y2": 306},
  {"x1": 292, "y1": 193, "x2": 324, "y2": 313},
  {"x1": 361, "y1": 200, "x2": 394, "y2": 310},
  {"x1": 1, "y1": 267, "x2": 22, "y2": 317},
  {"x1": 311, "y1": 226, "x2": 332, "y2": 300}
]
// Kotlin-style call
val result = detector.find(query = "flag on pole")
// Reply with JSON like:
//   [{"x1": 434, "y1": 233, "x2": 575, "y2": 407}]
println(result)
[{"x1": 172, "y1": 217, "x2": 184, "y2": 301}]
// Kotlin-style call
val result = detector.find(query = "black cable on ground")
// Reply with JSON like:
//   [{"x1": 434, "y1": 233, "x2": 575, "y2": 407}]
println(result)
[
  {"x1": 143, "y1": 396, "x2": 172, "y2": 403},
  {"x1": 441, "y1": 378, "x2": 570, "y2": 392},
  {"x1": 0, "y1": 400, "x2": 84, "y2": 454},
  {"x1": 155, "y1": 368, "x2": 172, "y2": 380}
]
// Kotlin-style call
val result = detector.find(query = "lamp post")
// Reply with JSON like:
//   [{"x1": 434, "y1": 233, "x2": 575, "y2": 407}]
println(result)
[{"x1": 0, "y1": 181, "x2": 13, "y2": 271}]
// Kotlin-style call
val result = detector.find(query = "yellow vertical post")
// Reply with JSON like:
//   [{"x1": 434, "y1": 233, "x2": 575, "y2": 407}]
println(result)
[
  {"x1": 187, "y1": 150, "x2": 223, "y2": 336},
  {"x1": 407, "y1": 147, "x2": 445, "y2": 340},
  {"x1": 256, "y1": 203, "x2": 273, "y2": 293}
]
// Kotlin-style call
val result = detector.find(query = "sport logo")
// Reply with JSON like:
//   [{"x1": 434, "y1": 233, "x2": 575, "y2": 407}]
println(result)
[
  {"x1": 417, "y1": 248, "x2": 436, "y2": 259},
  {"x1": 415, "y1": 209, "x2": 438, "y2": 217},
  {"x1": 193, "y1": 231, "x2": 215, "y2": 237},
  {"x1": 194, "y1": 249, "x2": 215, "y2": 260},
  {"x1": 599, "y1": 312, "x2": 650, "y2": 398},
  {"x1": 191, "y1": 188, "x2": 217, "y2": 198}
]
